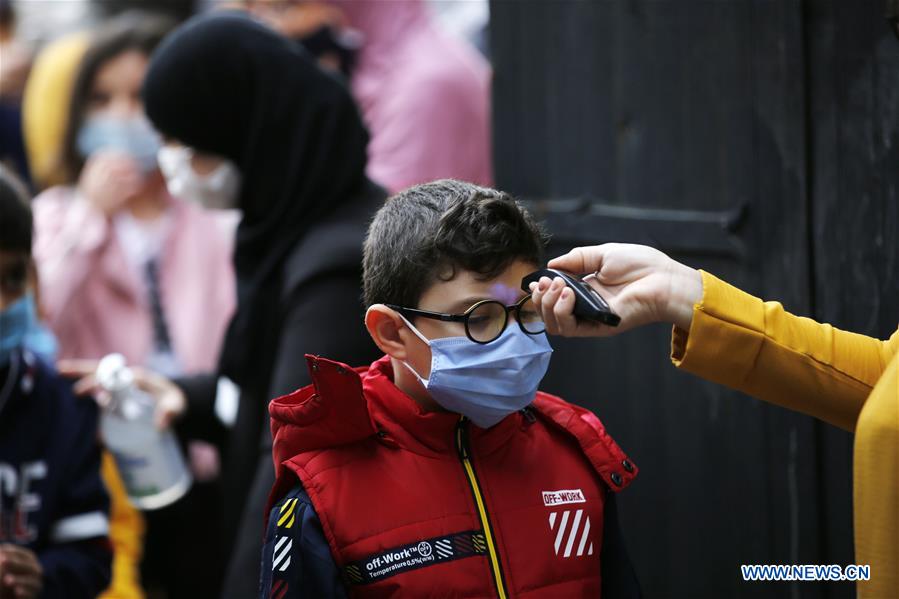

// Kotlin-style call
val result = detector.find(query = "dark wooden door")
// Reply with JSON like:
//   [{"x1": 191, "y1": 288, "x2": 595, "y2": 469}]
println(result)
[{"x1": 491, "y1": 1, "x2": 899, "y2": 597}]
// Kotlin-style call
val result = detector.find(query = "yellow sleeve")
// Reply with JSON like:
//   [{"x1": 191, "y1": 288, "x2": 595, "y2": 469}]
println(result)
[
  {"x1": 671, "y1": 270, "x2": 899, "y2": 432},
  {"x1": 853, "y1": 357, "x2": 899, "y2": 597},
  {"x1": 99, "y1": 452, "x2": 146, "y2": 599}
]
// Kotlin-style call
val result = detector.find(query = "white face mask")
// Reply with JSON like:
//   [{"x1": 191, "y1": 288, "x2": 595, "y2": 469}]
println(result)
[{"x1": 157, "y1": 146, "x2": 241, "y2": 210}]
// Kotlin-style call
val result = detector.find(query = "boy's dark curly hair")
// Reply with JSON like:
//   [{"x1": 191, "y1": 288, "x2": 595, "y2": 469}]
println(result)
[{"x1": 363, "y1": 179, "x2": 548, "y2": 308}]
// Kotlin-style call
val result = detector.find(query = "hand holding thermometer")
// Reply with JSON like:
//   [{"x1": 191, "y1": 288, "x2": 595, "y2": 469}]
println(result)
[{"x1": 521, "y1": 268, "x2": 621, "y2": 327}]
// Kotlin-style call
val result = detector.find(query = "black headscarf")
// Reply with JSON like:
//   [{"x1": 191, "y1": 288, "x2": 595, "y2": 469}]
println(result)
[{"x1": 142, "y1": 13, "x2": 369, "y2": 389}]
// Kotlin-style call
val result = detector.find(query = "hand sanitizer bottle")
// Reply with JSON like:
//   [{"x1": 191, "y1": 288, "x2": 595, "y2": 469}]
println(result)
[{"x1": 96, "y1": 353, "x2": 192, "y2": 509}]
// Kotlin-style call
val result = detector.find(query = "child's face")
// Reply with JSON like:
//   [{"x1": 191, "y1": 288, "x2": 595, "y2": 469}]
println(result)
[
  {"x1": 404, "y1": 259, "x2": 538, "y2": 379},
  {"x1": 87, "y1": 50, "x2": 148, "y2": 121}
]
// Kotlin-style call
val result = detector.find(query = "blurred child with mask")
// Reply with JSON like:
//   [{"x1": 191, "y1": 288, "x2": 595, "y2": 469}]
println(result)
[
  {"x1": 0, "y1": 164, "x2": 112, "y2": 599},
  {"x1": 32, "y1": 13, "x2": 235, "y2": 379}
]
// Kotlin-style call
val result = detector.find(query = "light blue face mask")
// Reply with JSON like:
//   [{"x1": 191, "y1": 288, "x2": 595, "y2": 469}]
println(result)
[
  {"x1": 77, "y1": 115, "x2": 162, "y2": 173},
  {"x1": 400, "y1": 315, "x2": 553, "y2": 428},
  {"x1": 0, "y1": 294, "x2": 58, "y2": 366}
]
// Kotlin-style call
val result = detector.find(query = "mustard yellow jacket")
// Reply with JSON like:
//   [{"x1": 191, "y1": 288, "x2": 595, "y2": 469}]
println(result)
[
  {"x1": 672, "y1": 271, "x2": 898, "y2": 597},
  {"x1": 100, "y1": 452, "x2": 145, "y2": 599}
]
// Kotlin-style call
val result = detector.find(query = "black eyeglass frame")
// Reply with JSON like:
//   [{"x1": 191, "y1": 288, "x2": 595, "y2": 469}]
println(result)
[{"x1": 386, "y1": 295, "x2": 546, "y2": 344}]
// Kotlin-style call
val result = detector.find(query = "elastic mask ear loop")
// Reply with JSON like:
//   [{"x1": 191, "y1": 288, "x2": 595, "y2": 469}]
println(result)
[
  {"x1": 383, "y1": 309, "x2": 432, "y2": 385},
  {"x1": 395, "y1": 312, "x2": 432, "y2": 347},
  {"x1": 364, "y1": 306, "x2": 431, "y2": 345}
]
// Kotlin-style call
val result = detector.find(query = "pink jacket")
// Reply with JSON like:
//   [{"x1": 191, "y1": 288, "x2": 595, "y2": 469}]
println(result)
[
  {"x1": 330, "y1": 0, "x2": 493, "y2": 192},
  {"x1": 32, "y1": 186, "x2": 236, "y2": 374}
]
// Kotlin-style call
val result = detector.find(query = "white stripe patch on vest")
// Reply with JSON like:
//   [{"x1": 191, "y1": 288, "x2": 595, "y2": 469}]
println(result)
[
  {"x1": 273, "y1": 535, "x2": 293, "y2": 572},
  {"x1": 548, "y1": 510, "x2": 593, "y2": 558}
]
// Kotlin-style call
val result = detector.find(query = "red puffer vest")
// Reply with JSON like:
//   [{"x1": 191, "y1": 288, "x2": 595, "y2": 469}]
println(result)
[{"x1": 268, "y1": 355, "x2": 638, "y2": 598}]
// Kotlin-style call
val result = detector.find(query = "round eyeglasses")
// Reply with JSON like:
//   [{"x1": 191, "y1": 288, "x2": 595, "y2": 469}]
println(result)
[{"x1": 387, "y1": 295, "x2": 546, "y2": 344}]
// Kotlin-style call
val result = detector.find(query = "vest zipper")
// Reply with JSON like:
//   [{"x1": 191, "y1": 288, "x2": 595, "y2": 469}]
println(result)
[{"x1": 455, "y1": 417, "x2": 509, "y2": 599}]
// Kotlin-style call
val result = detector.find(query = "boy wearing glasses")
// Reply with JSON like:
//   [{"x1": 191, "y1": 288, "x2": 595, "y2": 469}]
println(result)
[{"x1": 260, "y1": 180, "x2": 640, "y2": 598}]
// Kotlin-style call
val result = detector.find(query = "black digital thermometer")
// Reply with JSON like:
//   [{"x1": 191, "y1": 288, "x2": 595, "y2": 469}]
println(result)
[{"x1": 522, "y1": 268, "x2": 621, "y2": 327}]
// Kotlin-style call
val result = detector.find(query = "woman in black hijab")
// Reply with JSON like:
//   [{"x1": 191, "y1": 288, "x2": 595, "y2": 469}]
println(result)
[{"x1": 141, "y1": 12, "x2": 383, "y2": 597}]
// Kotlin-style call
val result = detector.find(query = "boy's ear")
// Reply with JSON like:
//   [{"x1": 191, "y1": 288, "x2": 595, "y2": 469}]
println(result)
[{"x1": 365, "y1": 305, "x2": 411, "y2": 360}]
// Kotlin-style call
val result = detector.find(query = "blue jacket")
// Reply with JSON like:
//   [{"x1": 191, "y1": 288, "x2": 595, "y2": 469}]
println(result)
[{"x1": 0, "y1": 349, "x2": 112, "y2": 597}]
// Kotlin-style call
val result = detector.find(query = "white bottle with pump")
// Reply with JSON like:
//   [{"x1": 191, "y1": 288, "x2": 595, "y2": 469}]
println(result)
[{"x1": 96, "y1": 353, "x2": 192, "y2": 510}]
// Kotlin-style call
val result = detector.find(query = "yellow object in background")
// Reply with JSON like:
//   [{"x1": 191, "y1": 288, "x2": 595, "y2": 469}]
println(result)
[
  {"x1": 99, "y1": 451, "x2": 146, "y2": 599},
  {"x1": 21, "y1": 32, "x2": 89, "y2": 189}
]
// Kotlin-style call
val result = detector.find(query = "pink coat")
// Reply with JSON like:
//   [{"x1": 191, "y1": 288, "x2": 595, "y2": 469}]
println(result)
[
  {"x1": 32, "y1": 187, "x2": 236, "y2": 374},
  {"x1": 330, "y1": 0, "x2": 493, "y2": 193}
]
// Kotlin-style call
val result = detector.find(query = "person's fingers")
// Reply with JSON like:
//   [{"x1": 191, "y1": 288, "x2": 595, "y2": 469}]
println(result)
[
  {"x1": 0, "y1": 554, "x2": 23, "y2": 576},
  {"x1": 71, "y1": 377, "x2": 110, "y2": 409},
  {"x1": 0, "y1": 548, "x2": 38, "y2": 576},
  {"x1": 540, "y1": 277, "x2": 567, "y2": 334},
  {"x1": 101, "y1": 160, "x2": 133, "y2": 176},
  {"x1": 56, "y1": 359, "x2": 104, "y2": 398},
  {"x1": 529, "y1": 277, "x2": 547, "y2": 312},
  {"x1": 12, "y1": 577, "x2": 41, "y2": 599},
  {"x1": 530, "y1": 276, "x2": 555, "y2": 328},
  {"x1": 530, "y1": 274, "x2": 618, "y2": 338},
  {"x1": 155, "y1": 399, "x2": 180, "y2": 429},
  {"x1": 132, "y1": 367, "x2": 160, "y2": 392},
  {"x1": 0, "y1": 546, "x2": 27, "y2": 569},
  {"x1": 132, "y1": 368, "x2": 186, "y2": 429},
  {"x1": 1, "y1": 543, "x2": 37, "y2": 562},
  {"x1": 92, "y1": 389, "x2": 112, "y2": 409},
  {"x1": 94, "y1": 149, "x2": 136, "y2": 166},
  {"x1": 85, "y1": 153, "x2": 131, "y2": 180},
  {"x1": 112, "y1": 162, "x2": 142, "y2": 184},
  {"x1": 107, "y1": 172, "x2": 141, "y2": 195},
  {"x1": 188, "y1": 441, "x2": 221, "y2": 482},
  {"x1": 57, "y1": 359, "x2": 100, "y2": 379},
  {"x1": 547, "y1": 246, "x2": 605, "y2": 275},
  {"x1": 85, "y1": 154, "x2": 142, "y2": 208},
  {"x1": 72, "y1": 374, "x2": 98, "y2": 397},
  {"x1": 552, "y1": 287, "x2": 580, "y2": 336},
  {"x1": 57, "y1": 361, "x2": 109, "y2": 405}
]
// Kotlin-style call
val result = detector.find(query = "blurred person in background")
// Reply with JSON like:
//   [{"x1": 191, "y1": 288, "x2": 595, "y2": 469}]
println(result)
[
  {"x1": 0, "y1": 0, "x2": 34, "y2": 187},
  {"x1": 140, "y1": 12, "x2": 382, "y2": 598},
  {"x1": 30, "y1": 13, "x2": 236, "y2": 598},
  {"x1": 0, "y1": 164, "x2": 112, "y2": 599},
  {"x1": 249, "y1": 0, "x2": 493, "y2": 193},
  {"x1": 33, "y1": 13, "x2": 235, "y2": 377}
]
